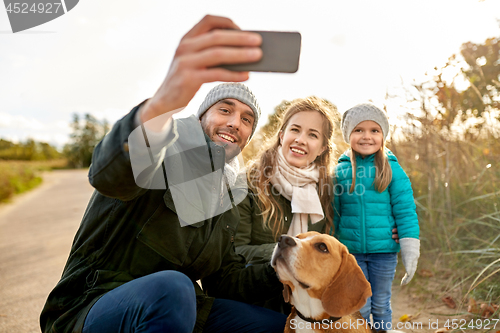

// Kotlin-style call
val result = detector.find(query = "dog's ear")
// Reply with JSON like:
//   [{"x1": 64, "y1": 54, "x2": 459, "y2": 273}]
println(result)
[
  {"x1": 321, "y1": 247, "x2": 372, "y2": 317},
  {"x1": 283, "y1": 284, "x2": 291, "y2": 303}
]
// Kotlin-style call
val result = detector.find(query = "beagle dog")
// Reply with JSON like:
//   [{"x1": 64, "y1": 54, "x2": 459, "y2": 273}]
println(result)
[{"x1": 271, "y1": 231, "x2": 374, "y2": 333}]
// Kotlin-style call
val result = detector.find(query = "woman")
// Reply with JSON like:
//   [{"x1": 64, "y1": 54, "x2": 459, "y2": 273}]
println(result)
[
  {"x1": 234, "y1": 96, "x2": 338, "y2": 313},
  {"x1": 235, "y1": 96, "x2": 338, "y2": 265}
]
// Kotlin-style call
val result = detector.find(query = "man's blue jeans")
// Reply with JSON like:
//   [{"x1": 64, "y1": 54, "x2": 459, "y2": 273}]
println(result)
[
  {"x1": 82, "y1": 270, "x2": 287, "y2": 333},
  {"x1": 353, "y1": 253, "x2": 398, "y2": 331}
]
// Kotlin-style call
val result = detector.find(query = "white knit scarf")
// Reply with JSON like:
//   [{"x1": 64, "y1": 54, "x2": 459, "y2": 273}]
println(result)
[
  {"x1": 223, "y1": 155, "x2": 239, "y2": 188},
  {"x1": 270, "y1": 147, "x2": 324, "y2": 237}
]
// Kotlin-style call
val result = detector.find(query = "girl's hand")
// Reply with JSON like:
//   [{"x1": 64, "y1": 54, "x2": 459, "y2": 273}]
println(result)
[{"x1": 400, "y1": 238, "x2": 420, "y2": 285}]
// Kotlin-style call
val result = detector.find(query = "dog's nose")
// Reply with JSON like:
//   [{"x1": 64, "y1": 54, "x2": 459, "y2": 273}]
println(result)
[{"x1": 278, "y1": 235, "x2": 297, "y2": 249}]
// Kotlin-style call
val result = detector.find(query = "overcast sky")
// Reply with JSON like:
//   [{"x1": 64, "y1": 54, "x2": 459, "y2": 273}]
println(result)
[{"x1": 1, "y1": 0, "x2": 499, "y2": 148}]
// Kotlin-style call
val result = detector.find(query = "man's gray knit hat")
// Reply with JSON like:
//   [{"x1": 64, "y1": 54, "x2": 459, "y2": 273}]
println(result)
[
  {"x1": 197, "y1": 82, "x2": 261, "y2": 140},
  {"x1": 341, "y1": 103, "x2": 389, "y2": 143}
]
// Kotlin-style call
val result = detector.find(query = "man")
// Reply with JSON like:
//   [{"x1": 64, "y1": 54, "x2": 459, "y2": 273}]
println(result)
[{"x1": 40, "y1": 15, "x2": 286, "y2": 333}]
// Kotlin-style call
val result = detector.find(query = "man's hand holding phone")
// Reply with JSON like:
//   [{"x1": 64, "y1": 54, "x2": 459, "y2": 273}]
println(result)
[{"x1": 141, "y1": 15, "x2": 263, "y2": 124}]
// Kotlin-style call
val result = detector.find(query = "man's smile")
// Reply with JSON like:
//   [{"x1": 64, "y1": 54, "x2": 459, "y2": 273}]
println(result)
[{"x1": 217, "y1": 132, "x2": 236, "y2": 143}]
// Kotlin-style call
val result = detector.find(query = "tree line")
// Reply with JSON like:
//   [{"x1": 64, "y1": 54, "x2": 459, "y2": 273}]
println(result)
[
  {"x1": 0, "y1": 113, "x2": 109, "y2": 168},
  {"x1": 0, "y1": 139, "x2": 61, "y2": 161}
]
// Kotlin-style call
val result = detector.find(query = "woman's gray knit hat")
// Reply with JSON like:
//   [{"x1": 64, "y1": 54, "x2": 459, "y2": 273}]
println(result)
[
  {"x1": 197, "y1": 83, "x2": 261, "y2": 140},
  {"x1": 341, "y1": 103, "x2": 389, "y2": 143}
]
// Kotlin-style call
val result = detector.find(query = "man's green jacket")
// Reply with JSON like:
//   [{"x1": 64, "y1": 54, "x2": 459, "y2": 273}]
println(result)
[{"x1": 40, "y1": 103, "x2": 282, "y2": 333}]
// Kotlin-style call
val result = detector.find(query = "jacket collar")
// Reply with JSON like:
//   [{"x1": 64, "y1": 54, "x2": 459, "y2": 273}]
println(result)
[{"x1": 338, "y1": 148, "x2": 398, "y2": 164}]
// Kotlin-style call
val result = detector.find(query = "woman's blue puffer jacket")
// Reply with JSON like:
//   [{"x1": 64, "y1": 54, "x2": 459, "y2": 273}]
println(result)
[{"x1": 333, "y1": 150, "x2": 419, "y2": 254}]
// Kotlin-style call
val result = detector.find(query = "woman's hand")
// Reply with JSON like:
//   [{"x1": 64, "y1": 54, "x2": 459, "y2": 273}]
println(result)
[{"x1": 392, "y1": 227, "x2": 399, "y2": 243}]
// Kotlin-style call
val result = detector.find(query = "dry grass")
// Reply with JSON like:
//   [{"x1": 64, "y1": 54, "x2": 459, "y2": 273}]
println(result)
[
  {"x1": 388, "y1": 127, "x2": 500, "y2": 318},
  {"x1": 0, "y1": 159, "x2": 68, "y2": 202}
]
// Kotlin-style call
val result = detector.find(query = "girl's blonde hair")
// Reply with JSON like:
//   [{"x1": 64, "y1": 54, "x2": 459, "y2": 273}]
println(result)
[
  {"x1": 247, "y1": 96, "x2": 338, "y2": 240},
  {"x1": 349, "y1": 142, "x2": 392, "y2": 193}
]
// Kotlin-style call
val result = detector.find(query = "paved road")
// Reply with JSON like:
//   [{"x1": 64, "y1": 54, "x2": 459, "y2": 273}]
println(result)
[{"x1": 0, "y1": 169, "x2": 94, "y2": 333}]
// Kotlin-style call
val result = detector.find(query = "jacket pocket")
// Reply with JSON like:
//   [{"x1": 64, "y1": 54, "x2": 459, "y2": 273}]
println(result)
[
  {"x1": 136, "y1": 199, "x2": 197, "y2": 266},
  {"x1": 86, "y1": 269, "x2": 134, "y2": 290}
]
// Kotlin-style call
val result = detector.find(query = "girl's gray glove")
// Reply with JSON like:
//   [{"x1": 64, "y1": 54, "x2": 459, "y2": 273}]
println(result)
[{"x1": 399, "y1": 238, "x2": 420, "y2": 286}]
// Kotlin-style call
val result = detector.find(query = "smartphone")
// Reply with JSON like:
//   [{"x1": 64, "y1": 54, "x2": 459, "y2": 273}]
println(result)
[{"x1": 219, "y1": 31, "x2": 302, "y2": 73}]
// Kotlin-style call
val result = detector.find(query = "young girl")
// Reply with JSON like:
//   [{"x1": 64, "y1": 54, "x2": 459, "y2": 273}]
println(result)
[
  {"x1": 234, "y1": 97, "x2": 337, "y2": 312},
  {"x1": 333, "y1": 103, "x2": 420, "y2": 332}
]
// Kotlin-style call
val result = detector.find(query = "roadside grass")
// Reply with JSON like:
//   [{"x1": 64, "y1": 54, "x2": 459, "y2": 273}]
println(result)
[
  {"x1": 0, "y1": 159, "x2": 68, "y2": 202},
  {"x1": 389, "y1": 132, "x2": 500, "y2": 323}
]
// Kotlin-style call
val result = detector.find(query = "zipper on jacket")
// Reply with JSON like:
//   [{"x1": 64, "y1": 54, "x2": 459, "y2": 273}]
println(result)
[
  {"x1": 357, "y1": 163, "x2": 367, "y2": 253},
  {"x1": 361, "y1": 193, "x2": 366, "y2": 253}
]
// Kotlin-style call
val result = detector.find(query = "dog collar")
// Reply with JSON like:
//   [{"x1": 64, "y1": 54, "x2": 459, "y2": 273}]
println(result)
[{"x1": 295, "y1": 309, "x2": 341, "y2": 324}]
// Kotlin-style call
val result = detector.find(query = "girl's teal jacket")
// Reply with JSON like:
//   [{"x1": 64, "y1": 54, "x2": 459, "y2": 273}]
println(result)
[{"x1": 333, "y1": 150, "x2": 419, "y2": 254}]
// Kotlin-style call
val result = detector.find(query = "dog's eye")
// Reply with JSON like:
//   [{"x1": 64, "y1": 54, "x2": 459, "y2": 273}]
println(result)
[
  {"x1": 299, "y1": 281, "x2": 310, "y2": 289},
  {"x1": 315, "y1": 242, "x2": 328, "y2": 253}
]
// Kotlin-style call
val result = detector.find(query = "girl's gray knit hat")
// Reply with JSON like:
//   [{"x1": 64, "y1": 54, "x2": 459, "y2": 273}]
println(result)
[
  {"x1": 341, "y1": 103, "x2": 389, "y2": 143},
  {"x1": 197, "y1": 82, "x2": 261, "y2": 140}
]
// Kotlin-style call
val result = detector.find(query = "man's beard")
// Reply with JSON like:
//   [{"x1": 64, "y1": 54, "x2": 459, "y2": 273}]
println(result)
[{"x1": 200, "y1": 123, "x2": 243, "y2": 162}]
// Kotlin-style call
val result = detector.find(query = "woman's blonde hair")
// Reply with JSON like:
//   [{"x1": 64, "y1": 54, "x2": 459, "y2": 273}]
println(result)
[
  {"x1": 247, "y1": 96, "x2": 339, "y2": 240},
  {"x1": 349, "y1": 142, "x2": 392, "y2": 193}
]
